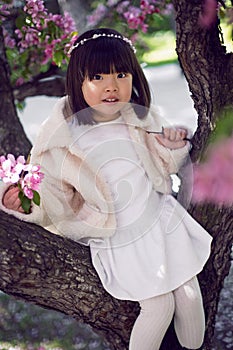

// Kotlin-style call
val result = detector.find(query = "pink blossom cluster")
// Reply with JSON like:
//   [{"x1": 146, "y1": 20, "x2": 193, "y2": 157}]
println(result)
[
  {"x1": 3, "y1": 0, "x2": 77, "y2": 76},
  {"x1": 0, "y1": 154, "x2": 44, "y2": 201},
  {"x1": 2, "y1": 26, "x2": 16, "y2": 48},
  {"x1": 15, "y1": 26, "x2": 40, "y2": 48},
  {"x1": 0, "y1": 154, "x2": 25, "y2": 184},
  {"x1": 0, "y1": 2, "x2": 11, "y2": 23},
  {"x1": 192, "y1": 137, "x2": 233, "y2": 206},
  {"x1": 123, "y1": 1, "x2": 160, "y2": 32},
  {"x1": 24, "y1": 0, "x2": 47, "y2": 26},
  {"x1": 87, "y1": 0, "x2": 170, "y2": 33},
  {"x1": 14, "y1": 0, "x2": 77, "y2": 60},
  {"x1": 21, "y1": 163, "x2": 44, "y2": 199}
]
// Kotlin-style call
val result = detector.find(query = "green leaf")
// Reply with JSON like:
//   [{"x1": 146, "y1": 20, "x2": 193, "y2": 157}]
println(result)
[
  {"x1": 16, "y1": 100, "x2": 26, "y2": 111},
  {"x1": 208, "y1": 107, "x2": 233, "y2": 145},
  {"x1": 18, "y1": 190, "x2": 24, "y2": 201},
  {"x1": 18, "y1": 192, "x2": 31, "y2": 214},
  {"x1": 53, "y1": 50, "x2": 64, "y2": 67},
  {"x1": 32, "y1": 190, "x2": 40, "y2": 206},
  {"x1": 15, "y1": 10, "x2": 27, "y2": 29}
]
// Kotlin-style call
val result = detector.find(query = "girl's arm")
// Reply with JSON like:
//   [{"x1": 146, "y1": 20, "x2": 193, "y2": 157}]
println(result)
[{"x1": 0, "y1": 162, "x2": 89, "y2": 241}]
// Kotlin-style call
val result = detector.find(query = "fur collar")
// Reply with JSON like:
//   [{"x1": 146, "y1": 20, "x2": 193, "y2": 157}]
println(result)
[{"x1": 32, "y1": 96, "x2": 163, "y2": 157}]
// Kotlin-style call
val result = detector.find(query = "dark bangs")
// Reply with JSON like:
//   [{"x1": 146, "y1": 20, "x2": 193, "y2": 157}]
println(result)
[
  {"x1": 83, "y1": 38, "x2": 135, "y2": 79},
  {"x1": 66, "y1": 28, "x2": 151, "y2": 124}
]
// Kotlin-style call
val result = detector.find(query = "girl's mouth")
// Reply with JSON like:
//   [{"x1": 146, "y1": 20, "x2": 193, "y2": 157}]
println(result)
[{"x1": 103, "y1": 98, "x2": 119, "y2": 103}]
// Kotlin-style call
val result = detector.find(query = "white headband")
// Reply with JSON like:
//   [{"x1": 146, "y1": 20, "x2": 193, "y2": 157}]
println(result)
[{"x1": 68, "y1": 33, "x2": 137, "y2": 55}]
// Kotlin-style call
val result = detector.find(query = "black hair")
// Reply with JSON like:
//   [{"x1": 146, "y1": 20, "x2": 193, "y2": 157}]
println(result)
[{"x1": 66, "y1": 28, "x2": 151, "y2": 124}]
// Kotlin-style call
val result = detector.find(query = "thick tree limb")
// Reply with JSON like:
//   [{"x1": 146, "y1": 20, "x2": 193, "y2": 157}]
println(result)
[
  {"x1": 0, "y1": 210, "x2": 139, "y2": 350},
  {"x1": 13, "y1": 75, "x2": 66, "y2": 102}
]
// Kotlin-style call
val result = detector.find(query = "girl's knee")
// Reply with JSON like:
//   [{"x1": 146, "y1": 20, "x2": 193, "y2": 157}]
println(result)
[
  {"x1": 174, "y1": 277, "x2": 204, "y2": 310},
  {"x1": 140, "y1": 292, "x2": 175, "y2": 318},
  {"x1": 129, "y1": 293, "x2": 175, "y2": 350}
]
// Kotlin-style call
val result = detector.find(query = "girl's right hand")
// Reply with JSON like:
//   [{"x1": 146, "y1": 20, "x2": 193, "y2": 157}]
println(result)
[{"x1": 2, "y1": 186, "x2": 25, "y2": 213}]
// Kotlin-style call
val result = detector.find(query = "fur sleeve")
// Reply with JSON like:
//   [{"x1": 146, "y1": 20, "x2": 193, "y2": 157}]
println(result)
[{"x1": 146, "y1": 133, "x2": 191, "y2": 174}]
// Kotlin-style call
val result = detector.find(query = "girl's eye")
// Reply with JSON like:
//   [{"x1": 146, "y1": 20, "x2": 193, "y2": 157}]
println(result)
[
  {"x1": 93, "y1": 74, "x2": 102, "y2": 80},
  {"x1": 117, "y1": 72, "x2": 127, "y2": 78}
]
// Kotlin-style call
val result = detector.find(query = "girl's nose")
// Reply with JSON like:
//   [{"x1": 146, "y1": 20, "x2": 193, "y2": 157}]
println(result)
[{"x1": 105, "y1": 77, "x2": 118, "y2": 92}]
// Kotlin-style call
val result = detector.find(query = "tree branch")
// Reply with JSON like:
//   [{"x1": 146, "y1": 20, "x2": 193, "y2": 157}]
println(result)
[
  {"x1": 0, "y1": 210, "x2": 139, "y2": 350},
  {"x1": 13, "y1": 75, "x2": 66, "y2": 102}
]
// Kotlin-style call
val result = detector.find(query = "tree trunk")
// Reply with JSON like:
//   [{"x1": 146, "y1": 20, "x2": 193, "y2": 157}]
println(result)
[
  {"x1": 0, "y1": 26, "x2": 31, "y2": 156},
  {"x1": 173, "y1": 0, "x2": 233, "y2": 160},
  {"x1": 170, "y1": 1, "x2": 233, "y2": 349},
  {"x1": 0, "y1": 1, "x2": 233, "y2": 349}
]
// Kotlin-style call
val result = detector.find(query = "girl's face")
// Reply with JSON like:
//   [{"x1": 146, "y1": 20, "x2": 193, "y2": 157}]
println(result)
[{"x1": 82, "y1": 72, "x2": 133, "y2": 122}]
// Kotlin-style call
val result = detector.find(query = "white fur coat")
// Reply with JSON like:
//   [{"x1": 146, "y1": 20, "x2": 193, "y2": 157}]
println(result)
[{"x1": 0, "y1": 97, "x2": 191, "y2": 242}]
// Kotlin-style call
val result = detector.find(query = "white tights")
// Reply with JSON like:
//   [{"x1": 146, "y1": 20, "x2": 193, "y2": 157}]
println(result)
[{"x1": 129, "y1": 277, "x2": 205, "y2": 350}]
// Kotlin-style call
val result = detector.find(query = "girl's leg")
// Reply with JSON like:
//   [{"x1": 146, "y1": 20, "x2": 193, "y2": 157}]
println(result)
[
  {"x1": 173, "y1": 276, "x2": 205, "y2": 349},
  {"x1": 129, "y1": 292, "x2": 175, "y2": 350}
]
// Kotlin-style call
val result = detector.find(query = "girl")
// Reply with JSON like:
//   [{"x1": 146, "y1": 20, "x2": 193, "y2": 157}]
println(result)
[{"x1": 1, "y1": 28, "x2": 212, "y2": 349}]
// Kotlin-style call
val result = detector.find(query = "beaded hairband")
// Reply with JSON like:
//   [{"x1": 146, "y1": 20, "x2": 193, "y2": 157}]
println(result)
[{"x1": 68, "y1": 33, "x2": 137, "y2": 55}]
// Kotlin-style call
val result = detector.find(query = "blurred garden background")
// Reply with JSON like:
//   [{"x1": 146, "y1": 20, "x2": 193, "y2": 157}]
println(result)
[{"x1": 0, "y1": 0, "x2": 233, "y2": 349}]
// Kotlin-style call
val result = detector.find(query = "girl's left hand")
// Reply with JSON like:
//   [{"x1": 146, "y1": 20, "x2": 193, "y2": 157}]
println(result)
[{"x1": 154, "y1": 127, "x2": 188, "y2": 149}]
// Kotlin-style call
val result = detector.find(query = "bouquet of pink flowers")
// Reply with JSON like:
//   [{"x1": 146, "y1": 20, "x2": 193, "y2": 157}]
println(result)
[{"x1": 0, "y1": 154, "x2": 44, "y2": 213}]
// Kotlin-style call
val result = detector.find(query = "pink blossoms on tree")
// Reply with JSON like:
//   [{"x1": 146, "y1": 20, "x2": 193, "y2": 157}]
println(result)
[
  {"x1": 192, "y1": 137, "x2": 233, "y2": 206},
  {"x1": 0, "y1": 0, "x2": 78, "y2": 86},
  {"x1": 0, "y1": 154, "x2": 44, "y2": 213},
  {"x1": 87, "y1": 0, "x2": 171, "y2": 33}
]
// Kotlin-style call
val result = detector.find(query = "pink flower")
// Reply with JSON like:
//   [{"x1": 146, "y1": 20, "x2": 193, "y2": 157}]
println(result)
[
  {"x1": 24, "y1": 0, "x2": 47, "y2": 21},
  {"x1": 192, "y1": 137, "x2": 233, "y2": 206},
  {"x1": 15, "y1": 77, "x2": 25, "y2": 86},
  {"x1": 0, "y1": 153, "x2": 44, "y2": 211},
  {"x1": 3, "y1": 27, "x2": 16, "y2": 48},
  {"x1": 13, "y1": 1, "x2": 77, "y2": 71},
  {"x1": 22, "y1": 164, "x2": 44, "y2": 192},
  {"x1": 0, "y1": 3, "x2": 11, "y2": 21},
  {"x1": 140, "y1": 0, "x2": 155, "y2": 14},
  {"x1": 0, "y1": 154, "x2": 25, "y2": 184},
  {"x1": 23, "y1": 186, "x2": 34, "y2": 199},
  {"x1": 122, "y1": 1, "x2": 158, "y2": 32}
]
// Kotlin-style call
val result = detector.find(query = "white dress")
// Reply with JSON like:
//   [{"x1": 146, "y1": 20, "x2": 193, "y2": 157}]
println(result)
[{"x1": 69, "y1": 117, "x2": 212, "y2": 301}]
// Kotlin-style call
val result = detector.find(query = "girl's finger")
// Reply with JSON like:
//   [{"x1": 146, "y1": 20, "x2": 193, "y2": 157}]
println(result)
[
  {"x1": 163, "y1": 128, "x2": 178, "y2": 141},
  {"x1": 177, "y1": 128, "x2": 188, "y2": 140},
  {"x1": 162, "y1": 127, "x2": 172, "y2": 140}
]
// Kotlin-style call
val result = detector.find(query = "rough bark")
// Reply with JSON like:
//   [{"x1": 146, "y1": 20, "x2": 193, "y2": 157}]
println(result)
[
  {"x1": 171, "y1": 1, "x2": 233, "y2": 349},
  {"x1": 173, "y1": 0, "x2": 233, "y2": 160},
  {"x1": 0, "y1": 26, "x2": 31, "y2": 156},
  {"x1": 13, "y1": 71, "x2": 65, "y2": 102},
  {"x1": 0, "y1": 210, "x2": 139, "y2": 349}
]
